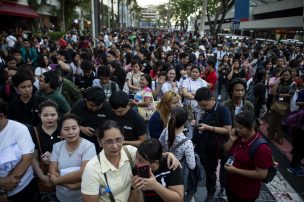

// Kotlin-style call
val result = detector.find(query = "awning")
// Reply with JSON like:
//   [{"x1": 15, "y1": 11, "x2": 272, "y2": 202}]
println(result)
[{"x1": 0, "y1": 1, "x2": 39, "y2": 18}]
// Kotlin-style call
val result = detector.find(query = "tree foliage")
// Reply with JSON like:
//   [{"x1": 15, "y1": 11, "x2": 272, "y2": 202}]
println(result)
[
  {"x1": 171, "y1": 0, "x2": 196, "y2": 31},
  {"x1": 206, "y1": 0, "x2": 234, "y2": 35}
]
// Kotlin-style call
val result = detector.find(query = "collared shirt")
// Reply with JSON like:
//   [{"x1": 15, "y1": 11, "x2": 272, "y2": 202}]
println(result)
[{"x1": 81, "y1": 145, "x2": 137, "y2": 202}]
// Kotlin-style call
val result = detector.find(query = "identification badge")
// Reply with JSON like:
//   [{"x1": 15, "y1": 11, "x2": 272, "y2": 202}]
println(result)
[
  {"x1": 279, "y1": 97, "x2": 284, "y2": 101},
  {"x1": 226, "y1": 156, "x2": 235, "y2": 166},
  {"x1": 99, "y1": 186, "x2": 111, "y2": 196}
]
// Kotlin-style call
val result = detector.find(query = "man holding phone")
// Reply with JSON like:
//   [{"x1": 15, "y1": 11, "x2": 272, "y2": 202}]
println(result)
[{"x1": 193, "y1": 87, "x2": 232, "y2": 202}]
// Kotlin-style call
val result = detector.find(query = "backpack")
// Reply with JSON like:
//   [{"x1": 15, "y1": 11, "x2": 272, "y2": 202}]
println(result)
[
  {"x1": 245, "y1": 81, "x2": 255, "y2": 104},
  {"x1": 170, "y1": 138, "x2": 206, "y2": 194},
  {"x1": 249, "y1": 138, "x2": 278, "y2": 183}
]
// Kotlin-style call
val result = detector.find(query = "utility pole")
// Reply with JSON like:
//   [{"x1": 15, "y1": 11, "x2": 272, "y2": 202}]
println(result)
[{"x1": 199, "y1": 0, "x2": 208, "y2": 36}]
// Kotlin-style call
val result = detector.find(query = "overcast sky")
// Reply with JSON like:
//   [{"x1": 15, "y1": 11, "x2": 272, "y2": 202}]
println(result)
[{"x1": 137, "y1": 0, "x2": 168, "y2": 7}]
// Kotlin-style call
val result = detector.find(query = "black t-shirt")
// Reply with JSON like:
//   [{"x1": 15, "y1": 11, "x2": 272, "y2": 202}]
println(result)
[
  {"x1": 133, "y1": 157, "x2": 183, "y2": 202},
  {"x1": 253, "y1": 83, "x2": 266, "y2": 105},
  {"x1": 75, "y1": 72, "x2": 96, "y2": 90},
  {"x1": 111, "y1": 108, "x2": 146, "y2": 141},
  {"x1": 231, "y1": 70, "x2": 246, "y2": 80},
  {"x1": 71, "y1": 100, "x2": 112, "y2": 129},
  {"x1": 31, "y1": 124, "x2": 61, "y2": 155},
  {"x1": 8, "y1": 95, "x2": 45, "y2": 126},
  {"x1": 71, "y1": 100, "x2": 112, "y2": 150}
]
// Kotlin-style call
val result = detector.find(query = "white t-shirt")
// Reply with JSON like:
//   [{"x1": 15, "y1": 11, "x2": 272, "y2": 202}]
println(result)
[
  {"x1": 6, "y1": 35, "x2": 17, "y2": 48},
  {"x1": 34, "y1": 66, "x2": 52, "y2": 89},
  {"x1": 182, "y1": 78, "x2": 208, "y2": 106},
  {"x1": 161, "y1": 81, "x2": 179, "y2": 94},
  {"x1": 0, "y1": 120, "x2": 35, "y2": 197}
]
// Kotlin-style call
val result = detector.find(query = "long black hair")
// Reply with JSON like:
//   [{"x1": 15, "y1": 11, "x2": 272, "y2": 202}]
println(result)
[{"x1": 167, "y1": 107, "x2": 188, "y2": 148}]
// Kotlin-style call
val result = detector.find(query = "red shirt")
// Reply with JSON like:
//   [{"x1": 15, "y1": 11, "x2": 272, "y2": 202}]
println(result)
[
  {"x1": 205, "y1": 70, "x2": 217, "y2": 92},
  {"x1": 226, "y1": 132, "x2": 273, "y2": 200}
]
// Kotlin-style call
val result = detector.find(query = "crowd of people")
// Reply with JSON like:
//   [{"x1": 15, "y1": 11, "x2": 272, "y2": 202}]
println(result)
[{"x1": 0, "y1": 27, "x2": 303, "y2": 202}]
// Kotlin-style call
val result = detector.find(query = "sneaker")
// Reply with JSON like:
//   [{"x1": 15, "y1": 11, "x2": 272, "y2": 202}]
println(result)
[
  {"x1": 287, "y1": 167, "x2": 304, "y2": 176},
  {"x1": 220, "y1": 188, "x2": 228, "y2": 200},
  {"x1": 217, "y1": 95, "x2": 222, "y2": 100}
]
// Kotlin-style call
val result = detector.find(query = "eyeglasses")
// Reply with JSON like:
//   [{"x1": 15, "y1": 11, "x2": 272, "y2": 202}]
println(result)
[{"x1": 102, "y1": 137, "x2": 124, "y2": 145}]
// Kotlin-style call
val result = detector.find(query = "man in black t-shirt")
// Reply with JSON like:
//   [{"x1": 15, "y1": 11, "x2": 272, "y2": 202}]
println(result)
[
  {"x1": 109, "y1": 91, "x2": 147, "y2": 147},
  {"x1": 130, "y1": 139, "x2": 184, "y2": 202},
  {"x1": 71, "y1": 86, "x2": 112, "y2": 152}
]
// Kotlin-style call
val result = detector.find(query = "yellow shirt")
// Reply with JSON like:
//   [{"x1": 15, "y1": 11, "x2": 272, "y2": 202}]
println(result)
[{"x1": 81, "y1": 145, "x2": 137, "y2": 202}]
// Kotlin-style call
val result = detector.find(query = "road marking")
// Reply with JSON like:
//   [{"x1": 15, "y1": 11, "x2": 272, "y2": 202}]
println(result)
[{"x1": 265, "y1": 171, "x2": 303, "y2": 201}]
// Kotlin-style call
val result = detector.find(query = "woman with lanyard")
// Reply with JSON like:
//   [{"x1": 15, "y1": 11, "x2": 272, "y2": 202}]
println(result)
[
  {"x1": 126, "y1": 60, "x2": 144, "y2": 99},
  {"x1": 224, "y1": 111, "x2": 273, "y2": 202},
  {"x1": 81, "y1": 120, "x2": 180, "y2": 202},
  {"x1": 49, "y1": 113, "x2": 96, "y2": 202}
]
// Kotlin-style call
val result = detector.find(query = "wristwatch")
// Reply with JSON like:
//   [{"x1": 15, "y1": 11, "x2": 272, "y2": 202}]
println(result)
[{"x1": 0, "y1": 189, "x2": 6, "y2": 195}]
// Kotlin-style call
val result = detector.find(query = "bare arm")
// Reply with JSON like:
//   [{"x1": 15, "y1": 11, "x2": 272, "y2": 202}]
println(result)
[
  {"x1": 154, "y1": 184, "x2": 184, "y2": 202},
  {"x1": 227, "y1": 69, "x2": 234, "y2": 80},
  {"x1": 32, "y1": 150, "x2": 50, "y2": 183},
  {"x1": 127, "y1": 79, "x2": 140, "y2": 91},
  {"x1": 48, "y1": 160, "x2": 89, "y2": 185},
  {"x1": 82, "y1": 194, "x2": 99, "y2": 202},
  {"x1": 124, "y1": 134, "x2": 147, "y2": 147},
  {"x1": 137, "y1": 96, "x2": 153, "y2": 107},
  {"x1": 9, "y1": 153, "x2": 33, "y2": 180},
  {"x1": 198, "y1": 124, "x2": 231, "y2": 136},
  {"x1": 182, "y1": 87, "x2": 194, "y2": 100},
  {"x1": 58, "y1": 61, "x2": 71, "y2": 72}
]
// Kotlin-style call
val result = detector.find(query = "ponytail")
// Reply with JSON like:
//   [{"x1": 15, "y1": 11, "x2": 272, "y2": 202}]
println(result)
[
  {"x1": 167, "y1": 106, "x2": 188, "y2": 148},
  {"x1": 168, "y1": 113, "x2": 176, "y2": 148}
]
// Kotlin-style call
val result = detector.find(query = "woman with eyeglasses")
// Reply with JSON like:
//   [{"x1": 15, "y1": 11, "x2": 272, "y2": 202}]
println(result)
[
  {"x1": 49, "y1": 113, "x2": 96, "y2": 202},
  {"x1": 81, "y1": 120, "x2": 180, "y2": 202}
]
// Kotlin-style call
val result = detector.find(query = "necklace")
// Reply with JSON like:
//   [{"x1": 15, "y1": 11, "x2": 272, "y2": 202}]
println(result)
[
  {"x1": 42, "y1": 125, "x2": 56, "y2": 139},
  {"x1": 66, "y1": 139, "x2": 82, "y2": 157}
]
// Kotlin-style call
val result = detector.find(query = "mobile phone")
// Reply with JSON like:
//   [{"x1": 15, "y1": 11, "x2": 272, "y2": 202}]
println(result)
[
  {"x1": 137, "y1": 165, "x2": 150, "y2": 178},
  {"x1": 226, "y1": 156, "x2": 235, "y2": 166},
  {"x1": 234, "y1": 130, "x2": 239, "y2": 136}
]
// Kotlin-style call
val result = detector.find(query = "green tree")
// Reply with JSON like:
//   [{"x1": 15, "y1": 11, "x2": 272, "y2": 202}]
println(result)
[
  {"x1": 206, "y1": 0, "x2": 234, "y2": 35},
  {"x1": 171, "y1": 0, "x2": 196, "y2": 31}
]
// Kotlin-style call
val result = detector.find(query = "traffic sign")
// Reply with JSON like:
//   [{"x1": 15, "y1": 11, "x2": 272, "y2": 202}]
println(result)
[{"x1": 230, "y1": 19, "x2": 240, "y2": 30}]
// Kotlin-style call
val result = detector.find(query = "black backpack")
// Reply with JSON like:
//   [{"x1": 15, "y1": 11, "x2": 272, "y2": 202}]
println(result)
[{"x1": 249, "y1": 138, "x2": 278, "y2": 183}]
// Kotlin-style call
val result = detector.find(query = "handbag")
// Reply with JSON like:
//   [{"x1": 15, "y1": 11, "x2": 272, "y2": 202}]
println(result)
[
  {"x1": 270, "y1": 101, "x2": 289, "y2": 116},
  {"x1": 33, "y1": 127, "x2": 56, "y2": 193},
  {"x1": 138, "y1": 101, "x2": 159, "y2": 121}
]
